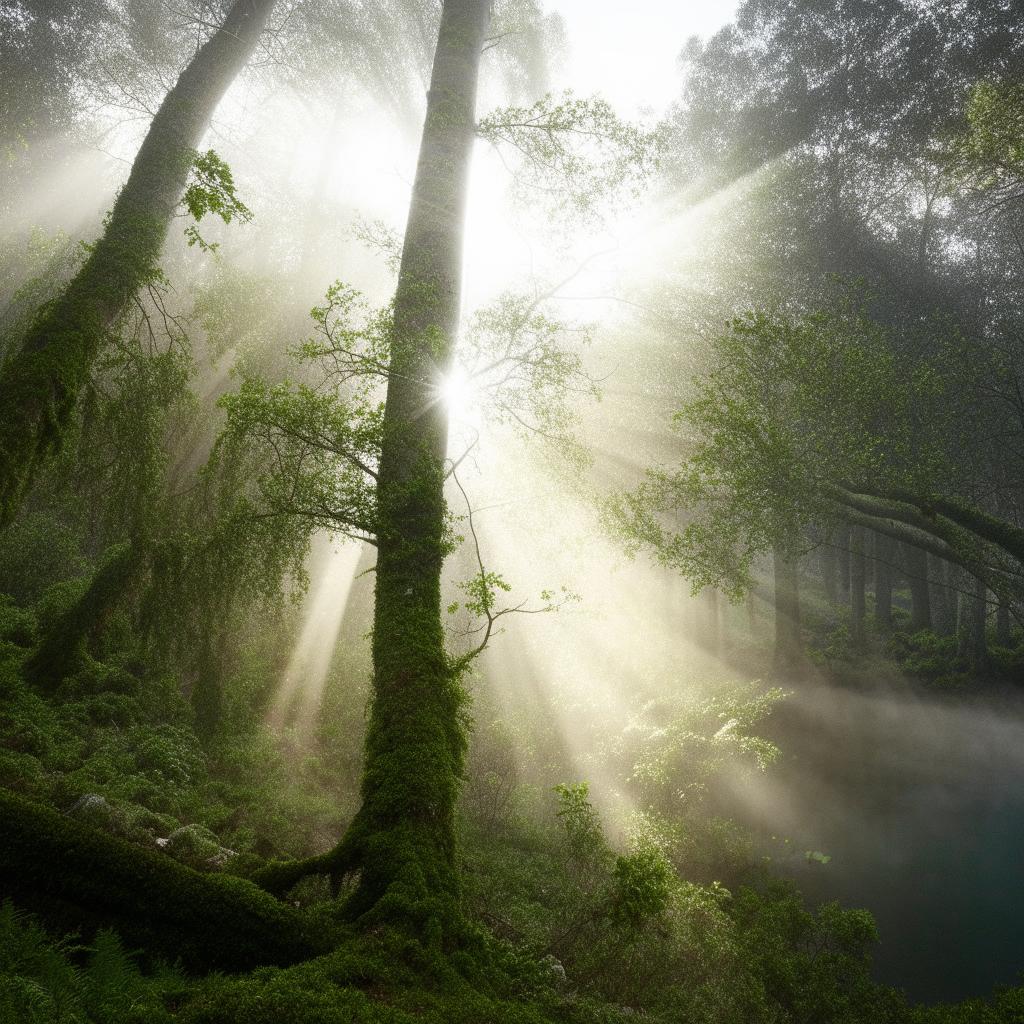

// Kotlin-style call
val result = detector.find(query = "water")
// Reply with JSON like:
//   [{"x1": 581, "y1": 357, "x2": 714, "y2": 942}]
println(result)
[{"x1": 726, "y1": 681, "x2": 1024, "y2": 1002}]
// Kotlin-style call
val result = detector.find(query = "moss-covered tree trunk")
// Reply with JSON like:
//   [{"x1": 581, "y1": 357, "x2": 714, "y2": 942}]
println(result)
[
  {"x1": 0, "y1": 0, "x2": 276, "y2": 527},
  {"x1": 336, "y1": 0, "x2": 491, "y2": 935}
]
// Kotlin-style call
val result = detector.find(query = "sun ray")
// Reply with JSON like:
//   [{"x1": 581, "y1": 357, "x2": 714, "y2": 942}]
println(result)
[{"x1": 266, "y1": 535, "x2": 364, "y2": 738}]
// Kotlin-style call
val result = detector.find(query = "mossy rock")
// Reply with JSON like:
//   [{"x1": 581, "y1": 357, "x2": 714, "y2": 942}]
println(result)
[{"x1": 163, "y1": 823, "x2": 233, "y2": 870}]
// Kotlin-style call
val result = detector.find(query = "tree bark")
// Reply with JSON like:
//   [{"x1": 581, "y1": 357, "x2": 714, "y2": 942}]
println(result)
[
  {"x1": 822, "y1": 533, "x2": 839, "y2": 605},
  {"x1": 836, "y1": 522, "x2": 851, "y2": 602},
  {"x1": 903, "y1": 543, "x2": 932, "y2": 632},
  {"x1": 850, "y1": 525, "x2": 866, "y2": 649},
  {"x1": 845, "y1": 483, "x2": 1024, "y2": 567},
  {"x1": 873, "y1": 531, "x2": 893, "y2": 630},
  {"x1": 931, "y1": 558, "x2": 957, "y2": 636},
  {"x1": 969, "y1": 575, "x2": 989, "y2": 672},
  {"x1": 825, "y1": 483, "x2": 1022, "y2": 606},
  {"x1": 773, "y1": 544, "x2": 803, "y2": 674},
  {"x1": 326, "y1": 0, "x2": 490, "y2": 934},
  {"x1": 0, "y1": 0, "x2": 276, "y2": 528},
  {"x1": 0, "y1": 790, "x2": 320, "y2": 973},
  {"x1": 996, "y1": 600, "x2": 1012, "y2": 647}
]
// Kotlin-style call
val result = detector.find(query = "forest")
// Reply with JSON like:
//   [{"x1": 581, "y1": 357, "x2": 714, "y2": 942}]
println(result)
[{"x1": 1, "y1": 0, "x2": 1023, "y2": 1021}]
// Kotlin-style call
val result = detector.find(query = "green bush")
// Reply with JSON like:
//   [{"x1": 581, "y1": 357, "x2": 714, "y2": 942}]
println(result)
[{"x1": 886, "y1": 630, "x2": 968, "y2": 688}]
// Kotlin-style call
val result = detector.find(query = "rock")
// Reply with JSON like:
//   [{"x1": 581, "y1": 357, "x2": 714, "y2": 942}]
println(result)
[
  {"x1": 68, "y1": 793, "x2": 119, "y2": 831},
  {"x1": 163, "y1": 823, "x2": 236, "y2": 871}
]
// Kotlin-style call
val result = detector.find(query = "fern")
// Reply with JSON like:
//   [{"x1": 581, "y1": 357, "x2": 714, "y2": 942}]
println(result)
[{"x1": 0, "y1": 900, "x2": 84, "y2": 1022}]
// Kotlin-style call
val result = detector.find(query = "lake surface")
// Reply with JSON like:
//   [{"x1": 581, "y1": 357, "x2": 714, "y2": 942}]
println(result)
[{"x1": 726, "y1": 682, "x2": 1024, "y2": 1002}]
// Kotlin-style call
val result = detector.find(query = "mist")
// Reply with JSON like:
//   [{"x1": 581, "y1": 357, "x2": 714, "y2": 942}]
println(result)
[{"x1": 1, "y1": 2, "x2": 1023, "y2": 1023}]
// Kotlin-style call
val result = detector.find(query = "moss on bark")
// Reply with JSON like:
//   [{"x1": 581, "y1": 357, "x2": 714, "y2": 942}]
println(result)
[
  {"x1": 0, "y1": 788, "x2": 324, "y2": 971},
  {"x1": 0, "y1": 0, "x2": 276, "y2": 527}
]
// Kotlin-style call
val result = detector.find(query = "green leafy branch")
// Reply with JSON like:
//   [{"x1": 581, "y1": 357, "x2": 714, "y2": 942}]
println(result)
[
  {"x1": 181, "y1": 149, "x2": 253, "y2": 253},
  {"x1": 447, "y1": 466, "x2": 578, "y2": 669},
  {"x1": 478, "y1": 90, "x2": 662, "y2": 218}
]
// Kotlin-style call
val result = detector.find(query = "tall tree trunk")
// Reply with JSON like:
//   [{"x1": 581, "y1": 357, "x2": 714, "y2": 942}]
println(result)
[
  {"x1": 850, "y1": 525, "x2": 866, "y2": 649},
  {"x1": 969, "y1": 575, "x2": 989, "y2": 672},
  {"x1": 904, "y1": 543, "x2": 931, "y2": 632},
  {"x1": 773, "y1": 544, "x2": 803, "y2": 674},
  {"x1": 821, "y1": 533, "x2": 838, "y2": 605},
  {"x1": 996, "y1": 600, "x2": 1012, "y2": 647},
  {"x1": 873, "y1": 531, "x2": 893, "y2": 630},
  {"x1": 837, "y1": 522, "x2": 851, "y2": 602},
  {"x1": 932, "y1": 558, "x2": 958, "y2": 636},
  {"x1": 331, "y1": 0, "x2": 490, "y2": 932},
  {"x1": 701, "y1": 586, "x2": 721, "y2": 655},
  {"x1": 0, "y1": 0, "x2": 276, "y2": 528}
]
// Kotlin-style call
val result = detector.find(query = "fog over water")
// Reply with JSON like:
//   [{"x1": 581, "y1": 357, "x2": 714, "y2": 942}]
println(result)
[{"x1": 729, "y1": 682, "x2": 1024, "y2": 1001}]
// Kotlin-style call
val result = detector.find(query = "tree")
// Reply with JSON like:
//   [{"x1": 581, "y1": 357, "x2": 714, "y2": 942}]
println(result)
[
  {"x1": 243, "y1": 0, "x2": 493, "y2": 938},
  {"x1": 327, "y1": 0, "x2": 491, "y2": 929},
  {"x1": 204, "y1": 1, "x2": 661, "y2": 937},
  {"x1": 0, "y1": 0, "x2": 276, "y2": 528},
  {"x1": 605, "y1": 299, "x2": 1024, "y2": 663}
]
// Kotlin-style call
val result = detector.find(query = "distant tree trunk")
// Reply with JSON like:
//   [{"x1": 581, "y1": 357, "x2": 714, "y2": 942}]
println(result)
[
  {"x1": 702, "y1": 586, "x2": 721, "y2": 655},
  {"x1": 297, "y1": 106, "x2": 345, "y2": 294},
  {"x1": 954, "y1": 575, "x2": 985, "y2": 669},
  {"x1": 996, "y1": 600, "x2": 1012, "y2": 647},
  {"x1": 850, "y1": 526, "x2": 866, "y2": 649},
  {"x1": 821, "y1": 533, "x2": 839, "y2": 604},
  {"x1": 953, "y1": 569, "x2": 987, "y2": 668},
  {"x1": 931, "y1": 558, "x2": 958, "y2": 636},
  {"x1": 873, "y1": 531, "x2": 893, "y2": 630},
  {"x1": 956, "y1": 574, "x2": 969, "y2": 655},
  {"x1": 0, "y1": 0, "x2": 276, "y2": 528},
  {"x1": 773, "y1": 544, "x2": 803, "y2": 674},
  {"x1": 837, "y1": 522, "x2": 851, "y2": 602},
  {"x1": 904, "y1": 543, "x2": 931, "y2": 632},
  {"x1": 969, "y1": 575, "x2": 989, "y2": 672}
]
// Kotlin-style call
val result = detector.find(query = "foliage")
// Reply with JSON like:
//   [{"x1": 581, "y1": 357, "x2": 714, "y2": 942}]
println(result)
[
  {"x1": 182, "y1": 150, "x2": 253, "y2": 254},
  {"x1": 463, "y1": 777, "x2": 907, "y2": 1022},
  {"x1": 458, "y1": 290, "x2": 599, "y2": 461},
  {"x1": 2, "y1": 2, "x2": 1024, "y2": 1019},
  {"x1": 604, "y1": 297, "x2": 946, "y2": 596},
  {"x1": 478, "y1": 91, "x2": 661, "y2": 219},
  {"x1": 628, "y1": 684, "x2": 782, "y2": 795},
  {"x1": 0, "y1": 901, "x2": 183, "y2": 1024},
  {"x1": 955, "y1": 80, "x2": 1024, "y2": 205},
  {"x1": 885, "y1": 630, "x2": 970, "y2": 690}
]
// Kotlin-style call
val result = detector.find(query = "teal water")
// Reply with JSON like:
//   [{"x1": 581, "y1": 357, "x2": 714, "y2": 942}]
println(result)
[{"x1": 728, "y1": 684, "x2": 1024, "y2": 1002}]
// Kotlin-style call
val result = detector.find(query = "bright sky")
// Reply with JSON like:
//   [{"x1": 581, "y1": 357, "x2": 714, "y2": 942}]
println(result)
[{"x1": 550, "y1": 0, "x2": 740, "y2": 115}]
